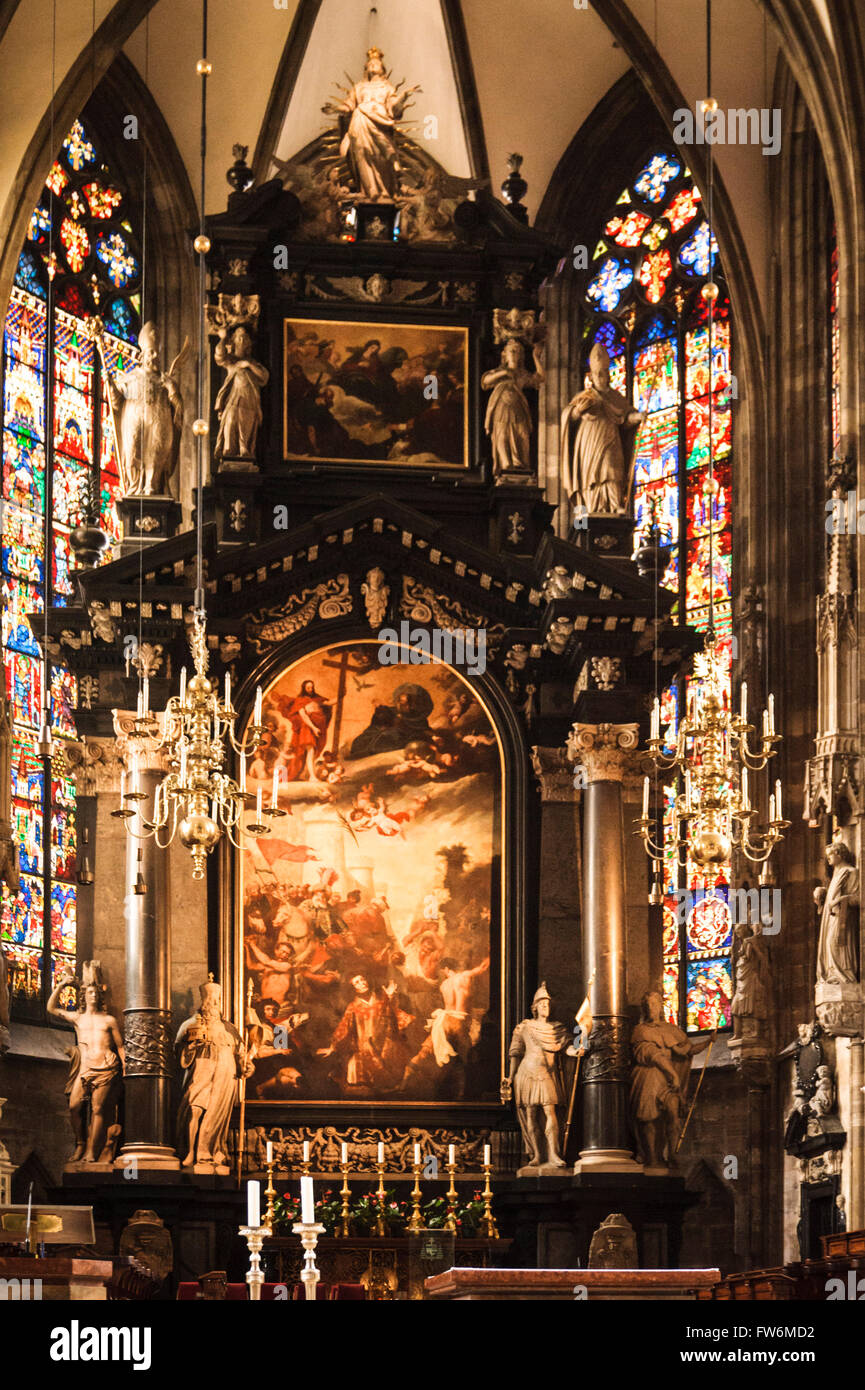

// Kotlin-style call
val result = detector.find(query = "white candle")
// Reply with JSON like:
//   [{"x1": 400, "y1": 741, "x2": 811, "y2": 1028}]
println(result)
[
  {"x1": 303, "y1": 1140, "x2": 310, "y2": 1163},
  {"x1": 266, "y1": 1140, "x2": 273, "y2": 1165},
  {"x1": 775, "y1": 779, "x2": 782, "y2": 820},
  {"x1": 271, "y1": 766, "x2": 279, "y2": 808},
  {"x1": 414, "y1": 1142, "x2": 421, "y2": 1166},
  {"x1": 240, "y1": 753, "x2": 247, "y2": 792},
  {"x1": 651, "y1": 697, "x2": 660, "y2": 740},
  {"x1": 769, "y1": 793, "x2": 776, "y2": 823},
  {"x1": 483, "y1": 1143, "x2": 491, "y2": 1167},
  {"x1": 762, "y1": 708, "x2": 769, "y2": 738},
  {"x1": 301, "y1": 1175, "x2": 314, "y2": 1224},
  {"x1": 255, "y1": 787, "x2": 263, "y2": 821},
  {"x1": 224, "y1": 671, "x2": 231, "y2": 708},
  {"x1": 448, "y1": 1143, "x2": 455, "y2": 1166},
  {"x1": 136, "y1": 688, "x2": 143, "y2": 718},
  {"x1": 685, "y1": 769, "x2": 692, "y2": 811},
  {"x1": 341, "y1": 1142, "x2": 348, "y2": 1165},
  {"x1": 142, "y1": 676, "x2": 149, "y2": 715},
  {"x1": 642, "y1": 776, "x2": 650, "y2": 819},
  {"x1": 741, "y1": 765, "x2": 749, "y2": 809},
  {"x1": 120, "y1": 770, "x2": 126, "y2": 802},
  {"x1": 768, "y1": 693, "x2": 775, "y2": 734},
  {"x1": 131, "y1": 753, "x2": 140, "y2": 796},
  {"x1": 179, "y1": 742, "x2": 187, "y2": 785},
  {"x1": 254, "y1": 687, "x2": 263, "y2": 725},
  {"x1": 247, "y1": 1179, "x2": 260, "y2": 1228},
  {"x1": 740, "y1": 680, "x2": 747, "y2": 722},
  {"x1": 377, "y1": 1141, "x2": 385, "y2": 1166},
  {"x1": 179, "y1": 666, "x2": 187, "y2": 706}
]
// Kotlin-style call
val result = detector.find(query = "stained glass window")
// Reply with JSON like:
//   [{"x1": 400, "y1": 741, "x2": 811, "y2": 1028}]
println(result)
[
  {"x1": 1, "y1": 117, "x2": 139, "y2": 1019},
  {"x1": 581, "y1": 150, "x2": 734, "y2": 1031}
]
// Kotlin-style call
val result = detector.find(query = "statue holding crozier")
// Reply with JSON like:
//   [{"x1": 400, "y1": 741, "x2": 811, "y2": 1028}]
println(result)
[{"x1": 560, "y1": 342, "x2": 645, "y2": 515}]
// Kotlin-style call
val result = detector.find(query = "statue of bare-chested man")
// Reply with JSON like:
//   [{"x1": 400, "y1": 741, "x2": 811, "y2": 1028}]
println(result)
[{"x1": 47, "y1": 967, "x2": 124, "y2": 1163}]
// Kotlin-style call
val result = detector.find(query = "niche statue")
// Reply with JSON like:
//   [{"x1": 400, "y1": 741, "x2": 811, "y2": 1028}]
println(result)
[
  {"x1": 501, "y1": 982, "x2": 571, "y2": 1172},
  {"x1": 322, "y1": 47, "x2": 420, "y2": 201},
  {"x1": 176, "y1": 977, "x2": 252, "y2": 1173},
  {"x1": 213, "y1": 324, "x2": 269, "y2": 465},
  {"x1": 481, "y1": 339, "x2": 544, "y2": 480}
]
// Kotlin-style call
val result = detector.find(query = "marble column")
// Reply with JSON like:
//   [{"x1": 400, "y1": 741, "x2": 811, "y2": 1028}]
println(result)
[
  {"x1": 113, "y1": 714, "x2": 179, "y2": 1171},
  {"x1": 568, "y1": 722, "x2": 642, "y2": 1173}
]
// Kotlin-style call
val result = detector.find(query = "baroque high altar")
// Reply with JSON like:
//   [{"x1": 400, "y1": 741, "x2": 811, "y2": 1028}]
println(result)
[{"x1": 1, "y1": 12, "x2": 863, "y2": 1304}]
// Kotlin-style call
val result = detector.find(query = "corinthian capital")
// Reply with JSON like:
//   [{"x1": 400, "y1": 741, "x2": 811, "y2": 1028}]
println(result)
[
  {"x1": 567, "y1": 722, "x2": 639, "y2": 784},
  {"x1": 112, "y1": 709, "x2": 171, "y2": 774}
]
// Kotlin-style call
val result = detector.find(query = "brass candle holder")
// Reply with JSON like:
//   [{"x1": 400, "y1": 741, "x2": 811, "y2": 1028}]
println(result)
[
  {"x1": 239, "y1": 1222, "x2": 272, "y2": 1301},
  {"x1": 481, "y1": 1159, "x2": 499, "y2": 1238},
  {"x1": 408, "y1": 1161, "x2": 424, "y2": 1233},
  {"x1": 444, "y1": 1158, "x2": 458, "y2": 1233},
  {"x1": 375, "y1": 1159, "x2": 388, "y2": 1237},
  {"x1": 291, "y1": 1220, "x2": 326, "y2": 1301},
  {"x1": 264, "y1": 1155, "x2": 277, "y2": 1229},
  {"x1": 339, "y1": 1161, "x2": 352, "y2": 1237}
]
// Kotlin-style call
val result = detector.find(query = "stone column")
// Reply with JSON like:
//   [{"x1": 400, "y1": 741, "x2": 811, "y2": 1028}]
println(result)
[
  {"x1": 112, "y1": 714, "x2": 179, "y2": 1171},
  {"x1": 849, "y1": 1037, "x2": 864, "y2": 1230},
  {"x1": 568, "y1": 722, "x2": 642, "y2": 1173}
]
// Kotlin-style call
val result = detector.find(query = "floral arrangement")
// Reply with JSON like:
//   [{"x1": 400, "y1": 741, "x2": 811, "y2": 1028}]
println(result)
[{"x1": 271, "y1": 1187, "x2": 488, "y2": 1237}]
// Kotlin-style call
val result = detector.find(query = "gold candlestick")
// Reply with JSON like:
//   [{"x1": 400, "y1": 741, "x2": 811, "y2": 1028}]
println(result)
[
  {"x1": 291, "y1": 1221, "x2": 326, "y2": 1301},
  {"x1": 375, "y1": 1161, "x2": 388, "y2": 1237},
  {"x1": 444, "y1": 1159, "x2": 458, "y2": 1233},
  {"x1": 239, "y1": 1223, "x2": 271, "y2": 1301},
  {"x1": 339, "y1": 1161, "x2": 352, "y2": 1237},
  {"x1": 264, "y1": 1156, "x2": 277, "y2": 1229},
  {"x1": 481, "y1": 1160, "x2": 499, "y2": 1238},
  {"x1": 408, "y1": 1161, "x2": 423, "y2": 1232}
]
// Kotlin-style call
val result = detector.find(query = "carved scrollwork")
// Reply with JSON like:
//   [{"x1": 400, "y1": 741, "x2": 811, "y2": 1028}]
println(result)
[
  {"x1": 566, "y1": 722, "x2": 639, "y2": 784},
  {"x1": 247, "y1": 575, "x2": 352, "y2": 651},
  {"x1": 235, "y1": 1125, "x2": 493, "y2": 1173}
]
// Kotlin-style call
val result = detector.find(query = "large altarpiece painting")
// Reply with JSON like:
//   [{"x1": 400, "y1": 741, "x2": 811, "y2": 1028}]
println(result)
[{"x1": 239, "y1": 640, "x2": 503, "y2": 1107}]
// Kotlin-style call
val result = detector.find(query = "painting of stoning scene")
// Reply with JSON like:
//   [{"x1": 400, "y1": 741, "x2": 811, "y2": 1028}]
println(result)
[
  {"x1": 241, "y1": 641, "x2": 501, "y2": 1103},
  {"x1": 283, "y1": 318, "x2": 468, "y2": 467}
]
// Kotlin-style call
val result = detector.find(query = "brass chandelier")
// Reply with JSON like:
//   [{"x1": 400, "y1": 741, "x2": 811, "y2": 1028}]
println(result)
[
  {"x1": 639, "y1": 640, "x2": 788, "y2": 871},
  {"x1": 114, "y1": 613, "x2": 280, "y2": 880},
  {"x1": 113, "y1": 2, "x2": 279, "y2": 879}
]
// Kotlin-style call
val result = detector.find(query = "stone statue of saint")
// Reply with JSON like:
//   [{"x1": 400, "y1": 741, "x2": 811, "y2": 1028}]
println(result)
[
  {"x1": 481, "y1": 339, "x2": 544, "y2": 480},
  {"x1": 814, "y1": 840, "x2": 859, "y2": 984},
  {"x1": 100, "y1": 321, "x2": 187, "y2": 496},
  {"x1": 629, "y1": 990, "x2": 710, "y2": 1171},
  {"x1": 47, "y1": 962, "x2": 124, "y2": 1165},
  {"x1": 730, "y1": 920, "x2": 770, "y2": 1039},
  {"x1": 175, "y1": 977, "x2": 251, "y2": 1173},
  {"x1": 213, "y1": 325, "x2": 269, "y2": 465},
  {"x1": 323, "y1": 47, "x2": 420, "y2": 200},
  {"x1": 588, "y1": 1212, "x2": 638, "y2": 1268},
  {"x1": 560, "y1": 343, "x2": 645, "y2": 514},
  {"x1": 501, "y1": 982, "x2": 570, "y2": 1170}
]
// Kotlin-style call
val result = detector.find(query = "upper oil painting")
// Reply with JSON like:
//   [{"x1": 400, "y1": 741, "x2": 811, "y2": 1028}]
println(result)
[{"x1": 283, "y1": 318, "x2": 469, "y2": 467}]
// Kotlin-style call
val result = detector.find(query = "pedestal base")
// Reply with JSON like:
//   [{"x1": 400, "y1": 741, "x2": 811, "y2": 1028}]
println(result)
[
  {"x1": 570, "y1": 512, "x2": 635, "y2": 560},
  {"x1": 517, "y1": 1161, "x2": 570, "y2": 1178},
  {"x1": 573, "y1": 1148, "x2": 643, "y2": 1175},
  {"x1": 118, "y1": 494, "x2": 182, "y2": 555},
  {"x1": 495, "y1": 1172, "x2": 697, "y2": 1271},
  {"x1": 816, "y1": 980, "x2": 864, "y2": 1036},
  {"x1": 114, "y1": 1144, "x2": 180, "y2": 1172}
]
